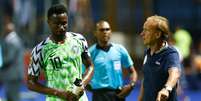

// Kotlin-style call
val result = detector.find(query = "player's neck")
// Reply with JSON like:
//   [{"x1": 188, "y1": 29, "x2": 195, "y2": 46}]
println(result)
[{"x1": 50, "y1": 34, "x2": 66, "y2": 44}]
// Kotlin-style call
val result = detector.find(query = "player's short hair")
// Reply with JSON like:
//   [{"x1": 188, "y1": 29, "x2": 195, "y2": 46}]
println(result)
[
  {"x1": 147, "y1": 15, "x2": 170, "y2": 40},
  {"x1": 47, "y1": 4, "x2": 68, "y2": 19}
]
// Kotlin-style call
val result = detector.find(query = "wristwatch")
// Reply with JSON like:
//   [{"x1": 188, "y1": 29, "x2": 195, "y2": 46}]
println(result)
[
  {"x1": 129, "y1": 82, "x2": 135, "y2": 89},
  {"x1": 164, "y1": 85, "x2": 173, "y2": 93}
]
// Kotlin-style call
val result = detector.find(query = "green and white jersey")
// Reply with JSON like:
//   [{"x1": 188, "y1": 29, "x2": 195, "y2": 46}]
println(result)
[{"x1": 28, "y1": 32, "x2": 89, "y2": 101}]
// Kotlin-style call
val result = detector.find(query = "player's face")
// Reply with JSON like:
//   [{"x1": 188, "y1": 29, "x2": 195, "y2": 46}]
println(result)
[
  {"x1": 95, "y1": 22, "x2": 112, "y2": 44},
  {"x1": 48, "y1": 13, "x2": 68, "y2": 36},
  {"x1": 140, "y1": 19, "x2": 160, "y2": 46}
]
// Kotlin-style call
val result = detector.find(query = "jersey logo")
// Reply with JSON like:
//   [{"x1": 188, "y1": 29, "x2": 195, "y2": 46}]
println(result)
[{"x1": 71, "y1": 45, "x2": 80, "y2": 54}]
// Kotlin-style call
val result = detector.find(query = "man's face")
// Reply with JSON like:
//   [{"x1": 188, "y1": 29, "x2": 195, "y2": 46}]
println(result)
[
  {"x1": 140, "y1": 19, "x2": 160, "y2": 46},
  {"x1": 48, "y1": 13, "x2": 68, "y2": 36},
  {"x1": 95, "y1": 22, "x2": 112, "y2": 44}
]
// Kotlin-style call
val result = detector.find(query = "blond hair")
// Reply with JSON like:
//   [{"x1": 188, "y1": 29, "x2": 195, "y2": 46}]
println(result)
[{"x1": 147, "y1": 15, "x2": 170, "y2": 39}]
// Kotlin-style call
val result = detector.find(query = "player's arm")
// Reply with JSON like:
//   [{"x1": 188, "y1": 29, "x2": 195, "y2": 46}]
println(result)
[
  {"x1": 80, "y1": 35, "x2": 94, "y2": 87},
  {"x1": 27, "y1": 75, "x2": 77, "y2": 100},
  {"x1": 138, "y1": 79, "x2": 144, "y2": 101},
  {"x1": 81, "y1": 52, "x2": 94, "y2": 87}
]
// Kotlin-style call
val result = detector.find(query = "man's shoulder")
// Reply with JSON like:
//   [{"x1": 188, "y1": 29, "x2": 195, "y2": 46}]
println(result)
[
  {"x1": 67, "y1": 32, "x2": 86, "y2": 40},
  {"x1": 89, "y1": 44, "x2": 97, "y2": 51},
  {"x1": 111, "y1": 43, "x2": 127, "y2": 50},
  {"x1": 164, "y1": 45, "x2": 178, "y2": 54},
  {"x1": 158, "y1": 45, "x2": 179, "y2": 59},
  {"x1": 31, "y1": 38, "x2": 49, "y2": 54}
]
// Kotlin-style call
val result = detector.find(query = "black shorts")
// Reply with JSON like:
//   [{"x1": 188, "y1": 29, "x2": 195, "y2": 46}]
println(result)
[{"x1": 92, "y1": 88, "x2": 125, "y2": 101}]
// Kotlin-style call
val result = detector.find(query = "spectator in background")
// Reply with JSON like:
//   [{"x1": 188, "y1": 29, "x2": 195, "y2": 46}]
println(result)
[
  {"x1": 27, "y1": 4, "x2": 94, "y2": 101},
  {"x1": 173, "y1": 26, "x2": 201, "y2": 91},
  {"x1": 169, "y1": 36, "x2": 189, "y2": 101},
  {"x1": 0, "y1": 17, "x2": 24, "y2": 101},
  {"x1": 69, "y1": 0, "x2": 93, "y2": 34},
  {"x1": 173, "y1": 26, "x2": 192, "y2": 66},
  {"x1": 89, "y1": 20, "x2": 137, "y2": 101},
  {"x1": 193, "y1": 40, "x2": 201, "y2": 79},
  {"x1": 174, "y1": 26, "x2": 192, "y2": 59},
  {"x1": 138, "y1": 15, "x2": 181, "y2": 101}
]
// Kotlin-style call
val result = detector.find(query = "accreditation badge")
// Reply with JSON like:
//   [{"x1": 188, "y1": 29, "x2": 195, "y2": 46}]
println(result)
[{"x1": 114, "y1": 60, "x2": 121, "y2": 70}]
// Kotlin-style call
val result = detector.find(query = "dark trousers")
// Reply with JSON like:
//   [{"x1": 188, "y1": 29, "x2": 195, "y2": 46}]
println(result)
[{"x1": 92, "y1": 88, "x2": 125, "y2": 101}]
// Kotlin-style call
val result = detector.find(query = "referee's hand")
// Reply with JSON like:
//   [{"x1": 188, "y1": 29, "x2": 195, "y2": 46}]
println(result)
[
  {"x1": 156, "y1": 88, "x2": 169, "y2": 101},
  {"x1": 117, "y1": 84, "x2": 133, "y2": 98}
]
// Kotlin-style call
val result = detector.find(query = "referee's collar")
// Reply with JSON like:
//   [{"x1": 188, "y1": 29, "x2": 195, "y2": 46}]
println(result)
[{"x1": 96, "y1": 43, "x2": 112, "y2": 52}]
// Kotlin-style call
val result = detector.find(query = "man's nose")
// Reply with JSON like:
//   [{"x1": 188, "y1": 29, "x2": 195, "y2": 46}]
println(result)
[
  {"x1": 140, "y1": 32, "x2": 144, "y2": 37},
  {"x1": 59, "y1": 25, "x2": 65, "y2": 31}
]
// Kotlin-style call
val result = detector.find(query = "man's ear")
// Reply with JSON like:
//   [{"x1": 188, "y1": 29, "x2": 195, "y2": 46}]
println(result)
[
  {"x1": 156, "y1": 31, "x2": 162, "y2": 39},
  {"x1": 94, "y1": 30, "x2": 97, "y2": 37}
]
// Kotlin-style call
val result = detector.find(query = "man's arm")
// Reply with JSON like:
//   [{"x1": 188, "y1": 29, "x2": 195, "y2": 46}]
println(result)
[
  {"x1": 27, "y1": 75, "x2": 78, "y2": 100},
  {"x1": 138, "y1": 79, "x2": 144, "y2": 101},
  {"x1": 165, "y1": 68, "x2": 181, "y2": 89},
  {"x1": 129, "y1": 66, "x2": 138, "y2": 84},
  {"x1": 81, "y1": 52, "x2": 94, "y2": 87},
  {"x1": 117, "y1": 65, "x2": 138, "y2": 98},
  {"x1": 156, "y1": 67, "x2": 181, "y2": 101}
]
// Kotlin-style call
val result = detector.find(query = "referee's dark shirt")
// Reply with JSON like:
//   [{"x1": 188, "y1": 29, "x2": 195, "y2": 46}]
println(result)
[{"x1": 143, "y1": 45, "x2": 181, "y2": 101}]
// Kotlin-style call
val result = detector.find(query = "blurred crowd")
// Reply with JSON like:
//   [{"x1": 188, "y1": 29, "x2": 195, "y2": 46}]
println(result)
[{"x1": 0, "y1": 0, "x2": 201, "y2": 101}]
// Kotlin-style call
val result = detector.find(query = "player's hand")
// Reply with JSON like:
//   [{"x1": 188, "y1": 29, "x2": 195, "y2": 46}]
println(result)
[
  {"x1": 64, "y1": 91, "x2": 79, "y2": 101},
  {"x1": 117, "y1": 84, "x2": 133, "y2": 98},
  {"x1": 156, "y1": 88, "x2": 169, "y2": 101},
  {"x1": 73, "y1": 85, "x2": 84, "y2": 98}
]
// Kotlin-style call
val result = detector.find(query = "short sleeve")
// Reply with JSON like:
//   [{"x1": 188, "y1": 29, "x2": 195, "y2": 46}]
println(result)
[
  {"x1": 119, "y1": 45, "x2": 134, "y2": 68},
  {"x1": 81, "y1": 37, "x2": 89, "y2": 53},
  {"x1": 78, "y1": 35, "x2": 91, "y2": 58},
  {"x1": 28, "y1": 46, "x2": 44, "y2": 77},
  {"x1": 164, "y1": 51, "x2": 181, "y2": 70}
]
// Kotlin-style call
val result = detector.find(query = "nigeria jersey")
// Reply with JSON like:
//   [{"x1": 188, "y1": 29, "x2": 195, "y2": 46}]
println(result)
[{"x1": 28, "y1": 32, "x2": 89, "y2": 101}]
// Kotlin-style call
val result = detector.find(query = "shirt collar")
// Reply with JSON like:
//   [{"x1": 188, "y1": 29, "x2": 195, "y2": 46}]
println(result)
[
  {"x1": 147, "y1": 41, "x2": 169, "y2": 55},
  {"x1": 155, "y1": 41, "x2": 168, "y2": 54},
  {"x1": 96, "y1": 43, "x2": 112, "y2": 52}
]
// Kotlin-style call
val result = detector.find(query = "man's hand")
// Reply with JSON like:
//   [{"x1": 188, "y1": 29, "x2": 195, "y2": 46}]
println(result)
[
  {"x1": 117, "y1": 84, "x2": 133, "y2": 98},
  {"x1": 59, "y1": 91, "x2": 79, "y2": 101},
  {"x1": 156, "y1": 88, "x2": 169, "y2": 101},
  {"x1": 73, "y1": 86, "x2": 84, "y2": 98}
]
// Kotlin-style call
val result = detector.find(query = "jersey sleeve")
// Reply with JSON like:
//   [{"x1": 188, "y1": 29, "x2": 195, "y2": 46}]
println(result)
[
  {"x1": 81, "y1": 36, "x2": 89, "y2": 54},
  {"x1": 28, "y1": 44, "x2": 45, "y2": 77},
  {"x1": 164, "y1": 51, "x2": 181, "y2": 70},
  {"x1": 77, "y1": 34, "x2": 91, "y2": 58},
  {"x1": 119, "y1": 45, "x2": 134, "y2": 68}
]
